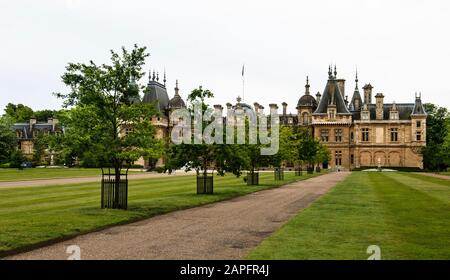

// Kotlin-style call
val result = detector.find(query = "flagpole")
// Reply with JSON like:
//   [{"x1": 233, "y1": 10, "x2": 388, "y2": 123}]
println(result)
[{"x1": 242, "y1": 64, "x2": 245, "y2": 101}]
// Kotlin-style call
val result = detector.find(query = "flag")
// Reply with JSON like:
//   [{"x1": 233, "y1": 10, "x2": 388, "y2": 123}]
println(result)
[{"x1": 242, "y1": 64, "x2": 245, "y2": 77}]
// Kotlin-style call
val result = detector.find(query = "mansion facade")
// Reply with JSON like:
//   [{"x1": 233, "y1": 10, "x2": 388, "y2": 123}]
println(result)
[
  {"x1": 13, "y1": 67, "x2": 427, "y2": 170},
  {"x1": 139, "y1": 67, "x2": 427, "y2": 170}
]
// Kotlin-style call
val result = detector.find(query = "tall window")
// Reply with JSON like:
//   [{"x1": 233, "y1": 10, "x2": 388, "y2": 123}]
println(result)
[
  {"x1": 350, "y1": 132, "x2": 354, "y2": 142},
  {"x1": 335, "y1": 129, "x2": 343, "y2": 142},
  {"x1": 335, "y1": 151, "x2": 342, "y2": 166},
  {"x1": 416, "y1": 131, "x2": 422, "y2": 141},
  {"x1": 351, "y1": 154, "x2": 354, "y2": 165},
  {"x1": 321, "y1": 129, "x2": 329, "y2": 142},
  {"x1": 362, "y1": 128, "x2": 370, "y2": 142},
  {"x1": 416, "y1": 121, "x2": 421, "y2": 128},
  {"x1": 328, "y1": 109, "x2": 336, "y2": 120},
  {"x1": 302, "y1": 112, "x2": 309, "y2": 125},
  {"x1": 390, "y1": 128, "x2": 398, "y2": 142}
]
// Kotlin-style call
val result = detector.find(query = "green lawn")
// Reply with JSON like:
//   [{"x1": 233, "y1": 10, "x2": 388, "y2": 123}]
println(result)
[
  {"x1": 0, "y1": 168, "x2": 141, "y2": 182},
  {"x1": 246, "y1": 172, "x2": 450, "y2": 260},
  {"x1": 0, "y1": 171, "x2": 322, "y2": 255}
]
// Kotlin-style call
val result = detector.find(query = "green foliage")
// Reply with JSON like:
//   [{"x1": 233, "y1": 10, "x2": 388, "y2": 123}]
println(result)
[
  {"x1": 54, "y1": 44, "x2": 162, "y2": 171},
  {"x1": 166, "y1": 86, "x2": 220, "y2": 176},
  {"x1": 9, "y1": 150, "x2": 26, "y2": 168},
  {"x1": 422, "y1": 103, "x2": 450, "y2": 171},
  {"x1": 32, "y1": 132, "x2": 50, "y2": 166},
  {"x1": 3, "y1": 103, "x2": 33, "y2": 123},
  {"x1": 0, "y1": 116, "x2": 17, "y2": 164}
]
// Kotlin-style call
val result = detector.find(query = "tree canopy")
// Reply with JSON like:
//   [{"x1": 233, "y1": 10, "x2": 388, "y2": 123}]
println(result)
[
  {"x1": 422, "y1": 103, "x2": 450, "y2": 170},
  {"x1": 54, "y1": 44, "x2": 162, "y2": 172}
]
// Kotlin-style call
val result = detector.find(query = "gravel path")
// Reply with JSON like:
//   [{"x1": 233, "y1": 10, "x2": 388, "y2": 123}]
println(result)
[
  {"x1": 6, "y1": 172, "x2": 350, "y2": 260},
  {"x1": 414, "y1": 173, "x2": 450, "y2": 180},
  {"x1": 0, "y1": 172, "x2": 195, "y2": 189}
]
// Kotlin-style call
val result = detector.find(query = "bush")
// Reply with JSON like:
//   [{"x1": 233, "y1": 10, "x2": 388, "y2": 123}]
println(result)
[
  {"x1": 9, "y1": 150, "x2": 26, "y2": 168},
  {"x1": 0, "y1": 163, "x2": 11, "y2": 168}
]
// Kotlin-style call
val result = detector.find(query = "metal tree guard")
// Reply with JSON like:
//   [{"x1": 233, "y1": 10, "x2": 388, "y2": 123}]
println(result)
[{"x1": 101, "y1": 167, "x2": 129, "y2": 210}]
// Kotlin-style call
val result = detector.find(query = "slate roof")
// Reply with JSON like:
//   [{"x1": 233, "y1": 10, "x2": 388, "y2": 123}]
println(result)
[
  {"x1": 12, "y1": 122, "x2": 59, "y2": 139},
  {"x1": 313, "y1": 78, "x2": 351, "y2": 115},
  {"x1": 297, "y1": 94, "x2": 317, "y2": 108},
  {"x1": 169, "y1": 93, "x2": 186, "y2": 108},
  {"x1": 143, "y1": 80, "x2": 170, "y2": 112},
  {"x1": 351, "y1": 103, "x2": 416, "y2": 121}
]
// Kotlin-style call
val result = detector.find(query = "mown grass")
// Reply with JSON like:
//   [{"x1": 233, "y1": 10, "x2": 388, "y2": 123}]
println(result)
[
  {"x1": 246, "y1": 172, "x2": 450, "y2": 260},
  {"x1": 0, "y1": 168, "x2": 134, "y2": 181},
  {"x1": 0, "y1": 171, "x2": 322, "y2": 255}
]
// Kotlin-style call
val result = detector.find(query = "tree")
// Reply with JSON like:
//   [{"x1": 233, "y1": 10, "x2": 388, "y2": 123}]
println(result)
[
  {"x1": 34, "y1": 109, "x2": 59, "y2": 122},
  {"x1": 32, "y1": 131, "x2": 49, "y2": 166},
  {"x1": 0, "y1": 116, "x2": 17, "y2": 164},
  {"x1": 314, "y1": 143, "x2": 331, "y2": 169},
  {"x1": 298, "y1": 130, "x2": 319, "y2": 171},
  {"x1": 166, "y1": 86, "x2": 223, "y2": 177},
  {"x1": 55, "y1": 44, "x2": 162, "y2": 206},
  {"x1": 4, "y1": 103, "x2": 33, "y2": 123},
  {"x1": 422, "y1": 103, "x2": 450, "y2": 171}
]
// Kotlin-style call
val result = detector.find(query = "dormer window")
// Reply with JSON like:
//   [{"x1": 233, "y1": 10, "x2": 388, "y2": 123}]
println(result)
[
  {"x1": 390, "y1": 111, "x2": 399, "y2": 120},
  {"x1": 328, "y1": 109, "x2": 336, "y2": 120},
  {"x1": 361, "y1": 111, "x2": 370, "y2": 121}
]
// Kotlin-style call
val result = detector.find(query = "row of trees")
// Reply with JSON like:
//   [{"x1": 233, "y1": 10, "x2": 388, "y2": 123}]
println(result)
[{"x1": 164, "y1": 86, "x2": 330, "y2": 181}]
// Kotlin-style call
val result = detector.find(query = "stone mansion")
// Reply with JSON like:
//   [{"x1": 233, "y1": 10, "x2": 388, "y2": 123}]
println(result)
[
  {"x1": 136, "y1": 67, "x2": 426, "y2": 170},
  {"x1": 13, "y1": 67, "x2": 427, "y2": 170}
]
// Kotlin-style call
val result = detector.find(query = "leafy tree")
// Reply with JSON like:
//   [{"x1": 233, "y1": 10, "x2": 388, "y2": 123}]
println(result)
[
  {"x1": 55, "y1": 44, "x2": 162, "y2": 198},
  {"x1": 0, "y1": 116, "x2": 17, "y2": 164},
  {"x1": 314, "y1": 143, "x2": 331, "y2": 169},
  {"x1": 166, "y1": 86, "x2": 223, "y2": 177},
  {"x1": 9, "y1": 150, "x2": 26, "y2": 168},
  {"x1": 34, "y1": 109, "x2": 59, "y2": 122},
  {"x1": 298, "y1": 131, "x2": 319, "y2": 171},
  {"x1": 422, "y1": 103, "x2": 450, "y2": 171},
  {"x1": 4, "y1": 103, "x2": 33, "y2": 123},
  {"x1": 32, "y1": 132, "x2": 50, "y2": 166}
]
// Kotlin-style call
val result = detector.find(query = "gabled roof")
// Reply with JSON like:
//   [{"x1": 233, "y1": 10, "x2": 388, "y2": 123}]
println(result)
[{"x1": 313, "y1": 78, "x2": 351, "y2": 115}]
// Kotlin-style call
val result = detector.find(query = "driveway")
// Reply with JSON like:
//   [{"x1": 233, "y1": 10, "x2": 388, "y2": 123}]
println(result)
[{"x1": 6, "y1": 172, "x2": 350, "y2": 260}]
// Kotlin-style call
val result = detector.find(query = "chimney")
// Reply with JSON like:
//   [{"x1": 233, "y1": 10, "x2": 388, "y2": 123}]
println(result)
[
  {"x1": 363, "y1": 84, "x2": 373, "y2": 104},
  {"x1": 30, "y1": 117, "x2": 36, "y2": 131},
  {"x1": 282, "y1": 102, "x2": 287, "y2": 116},
  {"x1": 269, "y1": 104, "x2": 279, "y2": 115},
  {"x1": 316, "y1": 92, "x2": 321, "y2": 104},
  {"x1": 337, "y1": 79, "x2": 346, "y2": 98},
  {"x1": 375, "y1": 93, "x2": 384, "y2": 120},
  {"x1": 254, "y1": 102, "x2": 260, "y2": 114}
]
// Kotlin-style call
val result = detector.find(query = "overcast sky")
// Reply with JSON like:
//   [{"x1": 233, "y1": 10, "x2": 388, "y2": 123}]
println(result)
[{"x1": 1, "y1": 0, "x2": 449, "y2": 114}]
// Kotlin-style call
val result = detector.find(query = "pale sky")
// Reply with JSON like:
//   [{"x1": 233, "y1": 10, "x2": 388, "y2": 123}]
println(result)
[{"x1": 1, "y1": 0, "x2": 449, "y2": 114}]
